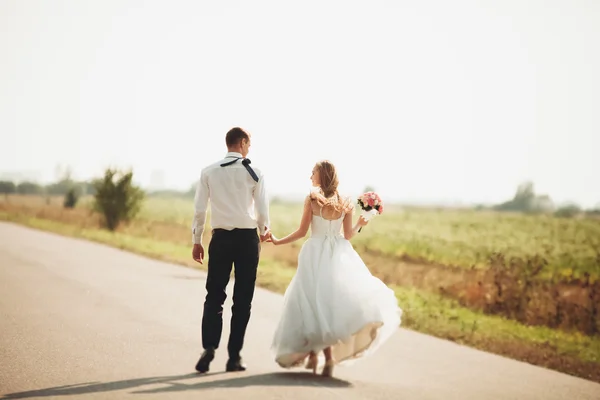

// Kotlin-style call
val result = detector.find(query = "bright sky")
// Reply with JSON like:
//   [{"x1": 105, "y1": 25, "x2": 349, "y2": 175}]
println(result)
[{"x1": 1, "y1": 0, "x2": 599, "y2": 207}]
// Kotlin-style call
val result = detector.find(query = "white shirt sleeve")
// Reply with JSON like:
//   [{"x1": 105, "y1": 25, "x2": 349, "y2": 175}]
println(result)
[
  {"x1": 254, "y1": 171, "x2": 270, "y2": 235},
  {"x1": 192, "y1": 171, "x2": 209, "y2": 244}
]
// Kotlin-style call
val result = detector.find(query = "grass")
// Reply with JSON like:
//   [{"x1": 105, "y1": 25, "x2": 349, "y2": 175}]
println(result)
[
  {"x1": 12, "y1": 195, "x2": 600, "y2": 280},
  {"x1": 268, "y1": 202, "x2": 600, "y2": 281},
  {"x1": 90, "y1": 195, "x2": 600, "y2": 281},
  {"x1": 1, "y1": 195, "x2": 600, "y2": 383}
]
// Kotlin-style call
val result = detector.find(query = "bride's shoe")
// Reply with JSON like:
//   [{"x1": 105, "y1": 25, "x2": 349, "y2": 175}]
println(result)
[
  {"x1": 305, "y1": 353, "x2": 318, "y2": 374},
  {"x1": 321, "y1": 359, "x2": 335, "y2": 377}
]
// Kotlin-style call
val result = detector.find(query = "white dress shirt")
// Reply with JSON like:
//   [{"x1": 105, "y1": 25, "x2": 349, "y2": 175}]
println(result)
[{"x1": 192, "y1": 151, "x2": 270, "y2": 244}]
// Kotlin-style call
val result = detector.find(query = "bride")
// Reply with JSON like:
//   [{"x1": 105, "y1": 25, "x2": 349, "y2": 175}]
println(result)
[{"x1": 266, "y1": 160, "x2": 402, "y2": 377}]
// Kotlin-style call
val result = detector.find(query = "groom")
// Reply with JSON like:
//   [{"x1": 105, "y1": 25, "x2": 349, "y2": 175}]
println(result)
[{"x1": 191, "y1": 127, "x2": 271, "y2": 373}]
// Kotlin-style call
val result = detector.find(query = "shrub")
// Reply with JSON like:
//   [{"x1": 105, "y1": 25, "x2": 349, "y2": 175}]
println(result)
[
  {"x1": 63, "y1": 187, "x2": 79, "y2": 208},
  {"x1": 92, "y1": 168, "x2": 145, "y2": 231}
]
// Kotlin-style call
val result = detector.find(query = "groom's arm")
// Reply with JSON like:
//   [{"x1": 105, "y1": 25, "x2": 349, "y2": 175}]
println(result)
[
  {"x1": 192, "y1": 171, "x2": 209, "y2": 244},
  {"x1": 254, "y1": 171, "x2": 270, "y2": 236}
]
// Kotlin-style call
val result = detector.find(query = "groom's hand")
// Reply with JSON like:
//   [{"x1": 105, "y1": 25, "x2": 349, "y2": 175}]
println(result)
[
  {"x1": 260, "y1": 227, "x2": 271, "y2": 242},
  {"x1": 192, "y1": 243, "x2": 205, "y2": 264}
]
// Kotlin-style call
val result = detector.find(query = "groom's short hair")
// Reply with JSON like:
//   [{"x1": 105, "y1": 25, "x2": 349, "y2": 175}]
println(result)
[{"x1": 226, "y1": 127, "x2": 250, "y2": 147}]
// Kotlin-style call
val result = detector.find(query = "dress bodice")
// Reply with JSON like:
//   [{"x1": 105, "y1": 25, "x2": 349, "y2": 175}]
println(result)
[{"x1": 310, "y1": 213, "x2": 344, "y2": 239}]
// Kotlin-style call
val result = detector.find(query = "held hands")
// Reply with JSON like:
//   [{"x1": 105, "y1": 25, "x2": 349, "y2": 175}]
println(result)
[
  {"x1": 260, "y1": 226, "x2": 281, "y2": 245},
  {"x1": 260, "y1": 227, "x2": 271, "y2": 243},
  {"x1": 262, "y1": 227, "x2": 283, "y2": 245},
  {"x1": 262, "y1": 231, "x2": 280, "y2": 245}
]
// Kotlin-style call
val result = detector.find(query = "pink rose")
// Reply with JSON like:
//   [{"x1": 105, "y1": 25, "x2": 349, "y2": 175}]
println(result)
[{"x1": 367, "y1": 197, "x2": 375, "y2": 207}]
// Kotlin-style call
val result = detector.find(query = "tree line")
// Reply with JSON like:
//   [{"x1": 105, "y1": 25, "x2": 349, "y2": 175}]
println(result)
[
  {"x1": 1, "y1": 168, "x2": 144, "y2": 231},
  {"x1": 0, "y1": 179, "x2": 96, "y2": 196},
  {"x1": 2, "y1": 173, "x2": 598, "y2": 222},
  {"x1": 492, "y1": 181, "x2": 600, "y2": 218}
]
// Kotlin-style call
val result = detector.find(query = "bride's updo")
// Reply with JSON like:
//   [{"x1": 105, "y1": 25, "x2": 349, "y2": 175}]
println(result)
[{"x1": 310, "y1": 160, "x2": 353, "y2": 214}]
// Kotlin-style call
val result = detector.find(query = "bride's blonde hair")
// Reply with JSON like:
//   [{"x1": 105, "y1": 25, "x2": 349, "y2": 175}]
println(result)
[{"x1": 310, "y1": 160, "x2": 353, "y2": 214}]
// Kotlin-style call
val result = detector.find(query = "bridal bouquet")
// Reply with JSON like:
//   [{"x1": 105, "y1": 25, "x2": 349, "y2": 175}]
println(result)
[{"x1": 357, "y1": 191, "x2": 384, "y2": 231}]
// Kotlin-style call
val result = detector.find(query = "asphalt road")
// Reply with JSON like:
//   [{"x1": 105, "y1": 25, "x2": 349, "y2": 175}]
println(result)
[{"x1": 1, "y1": 221, "x2": 599, "y2": 399}]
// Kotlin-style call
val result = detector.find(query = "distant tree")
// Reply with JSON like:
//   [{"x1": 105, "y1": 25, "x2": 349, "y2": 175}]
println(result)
[
  {"x1": 46, "y1": 167, "x2": 81, "y2": 196},
  {"x1": 554, "y1": 203, "x2": 582, "y2": 218},
  {"x1": 586, "y1": 203, "x2": 600, "y2": 216},
  {"x1": 362, "y1": 185, "x2": 375, "y2": 193},
  {"x1": 46, "y1": 181, "x2": 72, "y2": 195},
  {"x1": 504, "y1": 181, "x2": 536, "y2": 211},
  {"x1": 16, "y1": 181, "x2": 43, "y2": 195},
  {"x1": 0, "y1": 181, "x2": 16, "y2": 195},
  {"x1": 92, "y1": 168, "x2": 145, "y2": 231},
  {"x1": 495, "y1": 181, "x2": 554, "y2": 214},
  {"x1": 63, "y1": 187, "x2": 79, "y2": 208},
  {"x1": 514, "y1": 181, "x2": 534, "y2": 202}
]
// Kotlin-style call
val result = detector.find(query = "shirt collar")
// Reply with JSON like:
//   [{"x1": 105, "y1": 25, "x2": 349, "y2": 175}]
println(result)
[{"x1": 225, "y1": 151, "x2": 243, "y2": 159}]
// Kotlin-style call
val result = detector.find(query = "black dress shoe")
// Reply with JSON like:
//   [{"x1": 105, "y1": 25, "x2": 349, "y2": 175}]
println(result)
[
  {"x1": 225, "y1": 357, "x2": 246, "y2": 372},
  {"x1": 195, "y1": 348, "x2": 215, "y2": 373}
]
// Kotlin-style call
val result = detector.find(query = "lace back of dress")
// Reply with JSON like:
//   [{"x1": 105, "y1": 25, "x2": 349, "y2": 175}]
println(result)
[{"x1": 311, "y1": 203, "x2": 344, "y2": 237}]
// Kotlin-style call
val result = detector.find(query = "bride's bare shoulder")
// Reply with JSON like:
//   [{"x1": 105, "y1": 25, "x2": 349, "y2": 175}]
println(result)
[{"x1": 304, "y1": 194, "x2": 320, "y2": 214}]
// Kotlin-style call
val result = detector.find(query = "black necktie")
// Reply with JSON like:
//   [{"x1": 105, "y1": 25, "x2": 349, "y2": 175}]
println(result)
[{"x1": 220, "y1": 157, "x2": 259, "y2": 182}]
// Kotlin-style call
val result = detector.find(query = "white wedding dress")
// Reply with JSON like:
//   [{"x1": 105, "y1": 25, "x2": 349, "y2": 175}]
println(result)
[{"x1": 271, "y1": 207, "x2": 402, "y2": 368}]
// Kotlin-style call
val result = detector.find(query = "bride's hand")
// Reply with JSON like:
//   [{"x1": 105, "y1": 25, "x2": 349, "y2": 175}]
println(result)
[{"x1": 357, "y1": 215, "x2": 369, "y2": 227}]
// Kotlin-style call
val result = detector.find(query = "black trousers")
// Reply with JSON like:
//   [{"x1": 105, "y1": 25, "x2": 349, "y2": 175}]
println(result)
[{"x1": 202, "y1": 228, "x2": 260, "y2": 359}]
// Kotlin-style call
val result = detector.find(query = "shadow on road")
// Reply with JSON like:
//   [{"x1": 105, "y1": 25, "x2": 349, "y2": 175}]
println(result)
[
  {"x1": 1, "y1": 371, "x2": 351, "y2": 398},
  {"x1": 0, "y1": 373, "x2": 202, "y2": 398},
  {"x1": 133, "y1": 371, "x2": 353, "y2": 394}
]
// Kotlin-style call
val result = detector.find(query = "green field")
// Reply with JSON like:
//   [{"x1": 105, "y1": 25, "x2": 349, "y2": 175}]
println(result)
[{"x1": 129, "y1": 196, "x2": 600, "y2": 280}]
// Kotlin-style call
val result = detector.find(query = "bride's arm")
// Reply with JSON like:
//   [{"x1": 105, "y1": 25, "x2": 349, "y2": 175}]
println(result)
[
  {"x1": 343, "y1": 209, "x2": 368, "y2": 240},
  {"x1": 271, "y1": 196, "x2": 312, "y2": 246}
]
